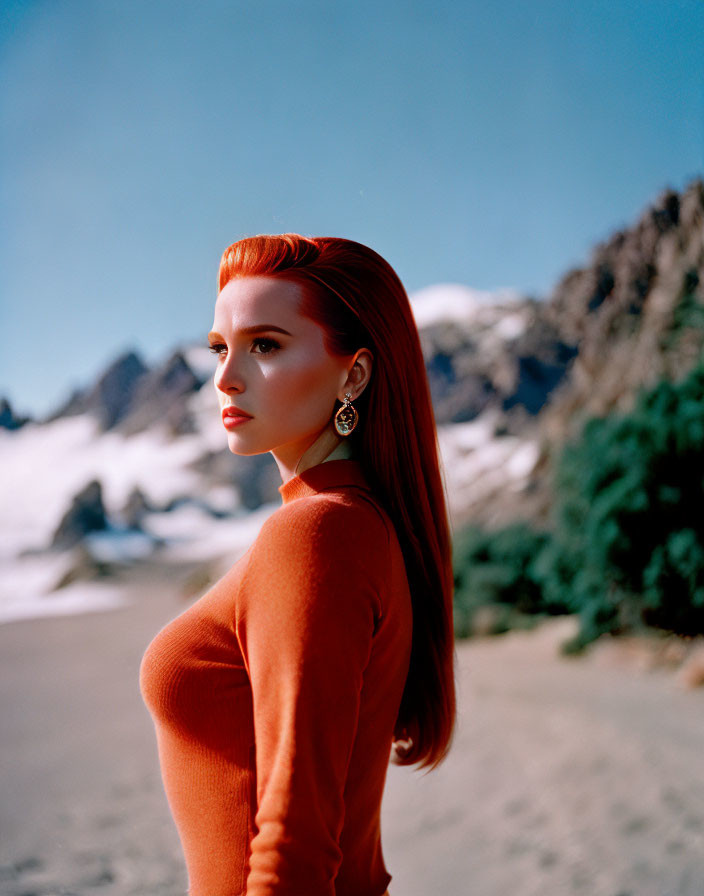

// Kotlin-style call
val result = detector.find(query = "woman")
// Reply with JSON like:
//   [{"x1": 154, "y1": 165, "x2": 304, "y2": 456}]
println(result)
[{"x1": 140, "y1": 235, "x2": 456, "y2": 896}]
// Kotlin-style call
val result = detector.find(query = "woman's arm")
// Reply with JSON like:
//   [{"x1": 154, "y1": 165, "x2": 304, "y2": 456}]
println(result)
[{"x1": 234, "y1": 498, "x2": 384, "y2": 896}]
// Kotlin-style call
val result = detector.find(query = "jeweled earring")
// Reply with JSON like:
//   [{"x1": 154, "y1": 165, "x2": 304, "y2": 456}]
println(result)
[{"x1": 334, "y1": 392, "x2": 358, "y2": 436}]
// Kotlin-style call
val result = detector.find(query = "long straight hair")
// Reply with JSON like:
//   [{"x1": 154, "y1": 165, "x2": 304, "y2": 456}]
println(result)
[{"x1": 218, "y1": 234, "x2": 456, "y2": 770}]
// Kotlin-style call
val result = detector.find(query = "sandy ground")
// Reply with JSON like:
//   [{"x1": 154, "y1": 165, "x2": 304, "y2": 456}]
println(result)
[{"x1": 1, "y1": 563, "x2": 703, "y2": 896}]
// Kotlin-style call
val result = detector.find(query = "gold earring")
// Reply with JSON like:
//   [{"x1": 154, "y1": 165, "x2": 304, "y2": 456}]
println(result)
[{"x1": 334, "y1": 392, "x2": 358, "y2": 436}]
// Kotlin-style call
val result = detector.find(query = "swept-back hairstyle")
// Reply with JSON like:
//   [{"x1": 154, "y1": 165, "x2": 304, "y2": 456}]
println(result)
[{"x1": 218, "y1": 234, "x2": 456, "y2": 770}]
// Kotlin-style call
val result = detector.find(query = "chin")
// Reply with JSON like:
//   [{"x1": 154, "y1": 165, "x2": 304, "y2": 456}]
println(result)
[
  {"x1": 225, "y1": 422, "x2": 328, "y2": 461},
  {"x1": 225, "y1": 436, "x2": 269, "y2": 457}
]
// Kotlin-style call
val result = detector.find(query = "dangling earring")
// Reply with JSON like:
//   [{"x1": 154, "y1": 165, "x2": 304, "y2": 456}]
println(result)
[{"x1": 334, "y1": 392, "x2": 358, "y2": 436}]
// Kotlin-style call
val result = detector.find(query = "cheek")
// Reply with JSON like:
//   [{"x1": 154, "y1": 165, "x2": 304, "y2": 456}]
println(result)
[{"x1": 264, "y1": 354, "x2": 338, "y2": 420}]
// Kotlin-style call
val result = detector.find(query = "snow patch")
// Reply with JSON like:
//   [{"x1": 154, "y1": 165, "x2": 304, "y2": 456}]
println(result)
[
  {"x1": 437, "y1": 412, "x2": 539, "y2": 519},
  {"x1": 410, "y1": 283, "x2": 523, "y2": 329}
]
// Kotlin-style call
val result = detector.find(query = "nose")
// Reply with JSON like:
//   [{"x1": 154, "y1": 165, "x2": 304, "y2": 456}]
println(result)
[{"x1": 213, "y1": 350, "x2": 245, "y2": 395}]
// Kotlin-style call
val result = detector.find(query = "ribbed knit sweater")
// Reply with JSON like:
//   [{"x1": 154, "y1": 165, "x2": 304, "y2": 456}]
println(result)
[{"x1": 139, "y1": 458, "x2": 413, "y2": 896}]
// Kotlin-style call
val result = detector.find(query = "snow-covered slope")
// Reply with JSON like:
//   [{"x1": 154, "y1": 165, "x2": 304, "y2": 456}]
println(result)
[
  {"x1": 409, "y1": 283, "x2": 523, "y2": 330},
  {"x1": 438, "y1": 411, "x2": 539, "y2": 529},
  {"x1": 0, "y1": 406, "x2": 539, "y2": 624},
  {"x1": 0, "y1": 401, "x2": 270, "y2": 623}
]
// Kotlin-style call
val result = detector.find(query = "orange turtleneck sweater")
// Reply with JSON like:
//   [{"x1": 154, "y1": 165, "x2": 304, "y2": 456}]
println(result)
[{"x1": 139, "y1": 459, "x2": 413, "y2": 896}]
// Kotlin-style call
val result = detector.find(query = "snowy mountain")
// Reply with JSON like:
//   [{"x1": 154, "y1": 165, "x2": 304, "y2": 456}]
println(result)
[{"x1": 2, "y1": 177, "x2": 702, "y2": 623}]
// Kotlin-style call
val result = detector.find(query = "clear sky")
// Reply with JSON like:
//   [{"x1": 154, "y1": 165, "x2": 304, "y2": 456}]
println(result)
[{"x1": 1, "y1": 0, "x2": 702, "y2": 418}]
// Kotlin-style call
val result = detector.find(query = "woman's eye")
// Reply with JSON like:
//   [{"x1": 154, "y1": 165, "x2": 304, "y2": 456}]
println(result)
[
  {"x1": 252, "y1": 338, "x2": 280, "y2": 355},
  {"x1": 207, "y1": 339, "x2": 280, "y2": 357}
]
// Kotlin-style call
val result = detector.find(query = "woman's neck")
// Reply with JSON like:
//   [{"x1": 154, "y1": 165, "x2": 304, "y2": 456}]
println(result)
[
  {"x1": 274, "y1": 427, "x2": 356, "y2": 484},
  {"x1": 321, "y1": 440, "x2": 354, "y2": 463}
]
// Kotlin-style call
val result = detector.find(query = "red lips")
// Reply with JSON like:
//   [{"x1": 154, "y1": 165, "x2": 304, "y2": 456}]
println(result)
[{"x1": 222, "y1": 405, "x2": 253, "y2": 420}]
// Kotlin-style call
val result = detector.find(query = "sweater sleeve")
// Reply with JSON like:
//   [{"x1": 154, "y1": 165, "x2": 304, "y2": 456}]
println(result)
[{"x1": 234, "y1": 497, "x2": 385, "y2": 896}]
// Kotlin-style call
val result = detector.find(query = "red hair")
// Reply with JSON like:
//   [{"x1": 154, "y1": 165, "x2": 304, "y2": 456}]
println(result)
[{"x1": 218, "y1": 234, "x2": 457, "y2": 770}]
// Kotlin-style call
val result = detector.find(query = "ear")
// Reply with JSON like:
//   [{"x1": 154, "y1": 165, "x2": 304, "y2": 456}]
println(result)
[{"x1": 340, "y1": 348, "x2": 374, "y2": 401}]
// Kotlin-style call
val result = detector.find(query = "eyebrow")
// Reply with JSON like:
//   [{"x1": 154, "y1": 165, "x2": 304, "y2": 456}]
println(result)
[{"x1": 207, "y1": 324, "x2": 293, "y2": 340}]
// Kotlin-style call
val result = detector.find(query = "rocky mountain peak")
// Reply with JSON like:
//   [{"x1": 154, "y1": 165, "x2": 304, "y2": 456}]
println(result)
[
  {"x1": 0, "y1": 396, "x2": 32, "y2": 430},
  {"x1": 538, "y1": 178, "x2": 704, "y2": 443},
  {"x1": 45, "y1": 350, "x2": 150, "y2": 429}
]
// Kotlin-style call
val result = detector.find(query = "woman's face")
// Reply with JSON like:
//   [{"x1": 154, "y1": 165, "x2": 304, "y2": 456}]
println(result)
[{"x1": 209, "y1": 276, "x2": 354, "y2": 470}]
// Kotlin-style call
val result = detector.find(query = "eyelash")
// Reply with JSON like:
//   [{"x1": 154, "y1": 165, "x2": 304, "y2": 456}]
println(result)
[{"x1": 208, "y1": 338, "x2": 281, "y2": 357}]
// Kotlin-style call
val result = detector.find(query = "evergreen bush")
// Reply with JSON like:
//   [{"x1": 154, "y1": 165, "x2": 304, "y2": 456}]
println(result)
[
  {"x1": 452, "y1": 522, "x2": 569, "y2": 638},
  {"x1": 452, "y1": 360, "x2": 704, "y2": 650},
  {"x1": 544, "y1": 361, "x2": 704, "y2": 650}
]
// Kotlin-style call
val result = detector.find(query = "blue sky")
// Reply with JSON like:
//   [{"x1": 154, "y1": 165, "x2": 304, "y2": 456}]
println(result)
[{"x1": 1, "y1": 0, "x2": 702, "y2": 418}]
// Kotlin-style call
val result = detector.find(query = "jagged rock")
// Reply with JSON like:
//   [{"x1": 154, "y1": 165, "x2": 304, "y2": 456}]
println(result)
[
  {"x1": 116, "y1": 349, "x2": 203, "y2": 436},
  {"x1": 0, "y1": 397, "x2": 32, "y2": 430},
  {"x1": 121, "y1": 486, "x2": 155, "y2": 529},
  {"x1": 44, "y1": 350, "x2": 149, "y2": 428},
  {"x1": 41, "y1": 348, "x2": 202, "y2": 435},
  {"x1": 44, "y1": 385, "x2": 85, "y2": 422},
  {"x1": 50, "y1": 479, "x2": 108, "y2": 550},
  {"x1": 420, "y1": 300, "x2": 577, "y2": 424},
  {"x1": 503, "y1": 353, "x2": 577, "y2": 415},
  {"x1": 160, "y1": 494, "x2": 232, "y2": 519},
  {"x1": 539, "y1": 178, "x2": 704, "y2": 444}
]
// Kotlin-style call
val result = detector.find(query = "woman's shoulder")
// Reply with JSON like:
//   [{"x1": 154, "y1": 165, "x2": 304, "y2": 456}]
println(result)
[
  {"x1": 257, "y1": 488, "x2": 392, "y2": 559},
  {"x1": 234, "y1": 491, "x2": 393, "y2": 620}
]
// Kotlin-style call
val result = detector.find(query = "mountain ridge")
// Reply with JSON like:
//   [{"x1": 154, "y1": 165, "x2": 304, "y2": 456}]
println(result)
[{"x1": 1, "y1": 177, "x2": 702, "y2": 619}]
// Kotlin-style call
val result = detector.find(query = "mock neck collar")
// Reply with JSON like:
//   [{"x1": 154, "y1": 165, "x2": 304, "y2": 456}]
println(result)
[{"x1": 277, "y1": 458, "x2": 372, "y2": 505}]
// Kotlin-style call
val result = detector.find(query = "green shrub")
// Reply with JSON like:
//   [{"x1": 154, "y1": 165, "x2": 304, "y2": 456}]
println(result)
[
  {"x1": 452, "y1": 522, "x2": 569, "y2": 638},
  {"x1": 452, "y1": 362, "x2": 704, "y2": 648},
  {"x1": 545, "y1": 361, "x2": 704, "y2": 649}
]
